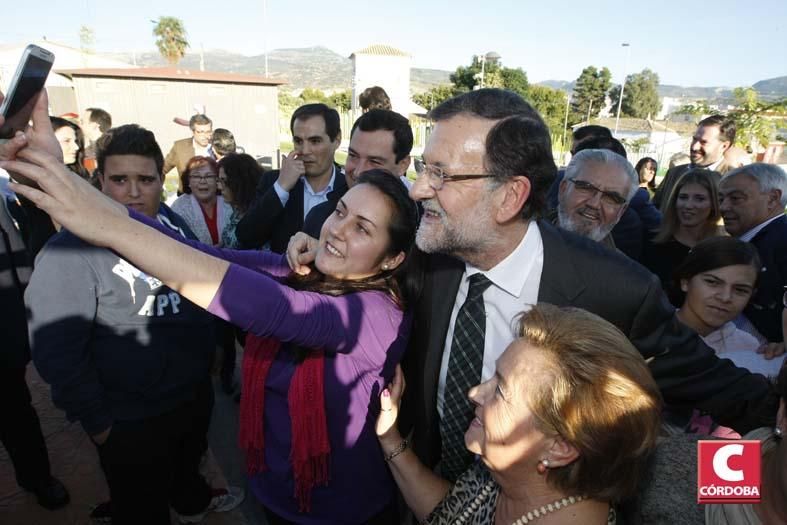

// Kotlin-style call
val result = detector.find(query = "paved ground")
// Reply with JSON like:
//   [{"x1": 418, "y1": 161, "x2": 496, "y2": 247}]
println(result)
[{"x1": 0, "y1": 352, "x2": 267, "y2": 525}]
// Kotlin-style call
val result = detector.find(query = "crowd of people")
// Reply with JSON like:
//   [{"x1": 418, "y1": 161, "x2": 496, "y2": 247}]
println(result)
[{"x1": 0, "y1": 82, "x2": 785, "y2": 525}]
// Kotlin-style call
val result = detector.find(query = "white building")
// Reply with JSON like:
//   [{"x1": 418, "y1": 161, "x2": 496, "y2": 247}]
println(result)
[{"x1": 350, "y1": 44, "x2": 415, "y2": 116}]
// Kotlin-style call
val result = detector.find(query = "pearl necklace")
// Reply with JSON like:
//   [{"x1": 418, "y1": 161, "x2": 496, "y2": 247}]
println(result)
[{"x1": 452, "y1": 480, "x2": 586, "y2": 525}]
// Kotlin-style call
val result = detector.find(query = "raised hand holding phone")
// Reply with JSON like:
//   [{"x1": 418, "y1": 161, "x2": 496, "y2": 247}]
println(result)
[{"x1": 0, "y1": 44, "x2": 55, "y2": 140}]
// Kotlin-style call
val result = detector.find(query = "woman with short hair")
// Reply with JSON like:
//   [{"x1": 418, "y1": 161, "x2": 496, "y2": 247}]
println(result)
[
  {"x1": 376, "y1": 304, "x2": 662, "y2": 525},
  {"x1": 171, "y1": 156, "x2": 232, "y2": 246}
]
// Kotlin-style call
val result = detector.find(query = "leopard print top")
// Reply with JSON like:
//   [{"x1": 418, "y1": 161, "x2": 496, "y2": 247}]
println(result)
[{"x1": 424, "y1": 462, "x2": 616, "y2": 525}]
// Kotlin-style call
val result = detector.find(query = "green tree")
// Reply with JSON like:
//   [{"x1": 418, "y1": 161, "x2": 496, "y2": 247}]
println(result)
[
  {"x1": 299, "y1": 88, "x2": 329, "y2": 105},
  {"x1": 413, "y1": 85, "x2": 457, "y2": 112},
  {"x1": 609, "y1": 68, "x2": 662, "y2": 119},
  {"x1": 675, "y1": 89, "x2": 787, "y2": 150},
  {"x1": 79, "y1": 25, "x2": 95, "y2": 54},
  {"x1": 570, "y1": 66, "x2": 611, "y2": 124},
  {"x1": 727, "y1": 88, "x2": 787, "y2": 150},
  {"x1": 526, "y1": 85, "x2": 568, "y2": 136},
  {"x1": 450, "y1": 55, "x2": 528, "y2": 95},
  {"x1": 500, "y1": 67, "x2": 529, "y2": 97},
  {"x1": 279, "y1": 90, "x2": 300, "y2": 114},
  {"x1": 329, "y1": 90, "x2": 352, "y2": 111},
  {"x1": 151, "y1": 16, "x2": 189, "y2": 65}
]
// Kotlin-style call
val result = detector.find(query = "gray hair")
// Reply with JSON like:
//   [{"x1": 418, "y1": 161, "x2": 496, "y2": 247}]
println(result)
[
  {"x1": 722, "y1": 163, "x2": 787, "y2": 208},
  {"x1": 565, "y1": 149, "x2": 638, "y2": 201}
]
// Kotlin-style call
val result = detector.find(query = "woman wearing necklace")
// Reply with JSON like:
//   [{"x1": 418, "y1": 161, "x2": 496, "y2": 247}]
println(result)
[{"x1": 376, "y1": 304, "x2": 662, "y2": 525}]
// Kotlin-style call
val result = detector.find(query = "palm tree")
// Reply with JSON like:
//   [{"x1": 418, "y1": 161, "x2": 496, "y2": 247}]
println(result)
[{"x1": 151, "y1": 16, "x2": 189, "y2": 66}]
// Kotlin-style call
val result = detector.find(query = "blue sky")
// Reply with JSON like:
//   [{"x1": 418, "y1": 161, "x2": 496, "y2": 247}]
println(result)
[{"x1": 3, "y1": 0, "x2": 786, "y2": 87}]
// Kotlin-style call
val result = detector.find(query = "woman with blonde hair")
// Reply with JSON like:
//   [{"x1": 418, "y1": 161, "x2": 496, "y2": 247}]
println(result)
[
  {"x1": 376, "y1": 304, "x2": 662, "y2": 525},
  {"x1": 643, "y1": 169, "x2": 724, "y2": 306}
]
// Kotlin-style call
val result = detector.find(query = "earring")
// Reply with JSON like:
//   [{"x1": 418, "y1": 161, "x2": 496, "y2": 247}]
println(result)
[
  {"x1": 382, "y1": 264, "x2": 389, "y2": 271},
  {"x1": 537, "y1": 459, "x2": 549, "y2": 474},
  {"x1": 775, "y1": 427, "x2": 783, "y2": 439}
]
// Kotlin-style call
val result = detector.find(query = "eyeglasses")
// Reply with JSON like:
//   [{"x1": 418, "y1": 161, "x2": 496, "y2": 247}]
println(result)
[
  {"x1": 217, "y1": 177, "x2": 227, "y2": 185},
  {"x1": 414, "y1": 158, "x2": 496, "y2": 190},
  {"x1": 566, "y1": 178, "x2": 627, "y2": 207},
  {"x1": 190, "y1": 175, "x2": 217, "y2": 183}
]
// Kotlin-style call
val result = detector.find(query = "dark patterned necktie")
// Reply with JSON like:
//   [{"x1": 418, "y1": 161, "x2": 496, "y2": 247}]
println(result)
[{"x1": 440, "y1": 273, "x2": 493, "y2": 481}]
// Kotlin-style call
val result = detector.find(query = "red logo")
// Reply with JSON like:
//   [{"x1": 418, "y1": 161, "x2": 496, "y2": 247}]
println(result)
[{"x1": 697, "y1": 440, "x2": 761, "y2": 504}]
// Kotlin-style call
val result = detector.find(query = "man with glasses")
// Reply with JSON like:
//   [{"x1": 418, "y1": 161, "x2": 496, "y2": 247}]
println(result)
[
  {"x1": 556, "y1": 148, "x2": 637, "y2": 247},
  {"x1": 399, "y1": 89, "x2": 776, "y2": 482},
  {"x1": 288, "y1": 89, "x2": 778, "y2": 486}
]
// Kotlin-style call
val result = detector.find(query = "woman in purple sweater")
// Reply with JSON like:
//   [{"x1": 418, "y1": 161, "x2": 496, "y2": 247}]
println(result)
[{"x1": 6, "y1": 143, "x2": 421, "y2": 525}]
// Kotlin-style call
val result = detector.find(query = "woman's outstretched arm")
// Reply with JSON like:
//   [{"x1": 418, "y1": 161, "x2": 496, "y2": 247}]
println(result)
[{"x1": 5, "y1": 148, "x2": 229, "y2": 309}]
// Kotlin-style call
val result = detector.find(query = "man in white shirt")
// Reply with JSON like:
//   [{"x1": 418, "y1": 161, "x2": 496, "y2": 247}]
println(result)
[
  {"x1": 398, "y1": 89, "x2": 775, "y2": 480},
  {"x1": 301, "y1": 109, "x2": 413, "y2": 237},
  {"x1": 236, "y1": 103, "x2": 347, "y2": 252},
  {"x1": 720, "y1": 163, "x2": 787, "y2": 343},
  {"x1": 286, "y1": 90, "x2": 778, "y2": 481},
  {"x1": 654, "y1": 115, "x2": 736, "y2": 209}
]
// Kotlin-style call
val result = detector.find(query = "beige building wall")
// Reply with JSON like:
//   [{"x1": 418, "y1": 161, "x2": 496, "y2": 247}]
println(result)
[{"x1": 69, "y1": 76, "x2": 279, "y2": 163}]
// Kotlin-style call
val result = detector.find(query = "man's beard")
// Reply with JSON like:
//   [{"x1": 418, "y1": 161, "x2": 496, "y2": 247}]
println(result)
[
  {"x1": 557, "y1": 202, "x2": 614, "y2": 242},
  {"x1": 415, "y1": 197, "x2": 500, "y2": 258}
]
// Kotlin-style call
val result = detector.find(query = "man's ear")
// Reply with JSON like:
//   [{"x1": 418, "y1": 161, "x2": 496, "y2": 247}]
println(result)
[
  {"x1": 495, "y1": 176, "x2": 531, "y2": 223},
  {"x1": 767, "y1": 189, "x2": 782, "y2": 211},
  {"x1": 396, "y1": 156, "x2": 411, "y2": 178},
  {"x1": 680, "y1": 278, "x2": 689, "y2": 292}
]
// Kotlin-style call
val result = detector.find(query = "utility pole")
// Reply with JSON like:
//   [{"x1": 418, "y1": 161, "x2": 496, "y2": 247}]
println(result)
[
  {"x1": 263, "y1": 0, "x2": 269, "y2": 77},
  {"x1": 614, "y1": 43, "x2": 631, "y2": 135}
]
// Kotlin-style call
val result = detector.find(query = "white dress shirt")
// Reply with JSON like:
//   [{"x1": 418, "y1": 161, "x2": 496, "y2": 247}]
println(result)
[
  {"x1": 436, "y1": 222, "x2": 544, "y2": 417},
  {"x1": 273, "y1": 166, "x2": 337, "y2": 220},
  {"x1": 702, "y1": 321, "x2": 785, "y2": 378},
  {"x1": 192, "y1": 139, "x2": 209, "y2": 158}
]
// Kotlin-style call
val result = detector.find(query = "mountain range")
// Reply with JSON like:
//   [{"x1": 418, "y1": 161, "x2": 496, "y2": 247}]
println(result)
[{"x1": 103, "y1": 46, "x2": 786, "y2": 101}]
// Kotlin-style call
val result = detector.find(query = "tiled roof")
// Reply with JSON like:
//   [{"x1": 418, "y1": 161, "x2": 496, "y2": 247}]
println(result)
[
  {"x1": 350, "y1": 45, "x2": 410, "y2": 57},
  {"x1": 55, "y1": 67, "x2": 285, "y2": 86}
]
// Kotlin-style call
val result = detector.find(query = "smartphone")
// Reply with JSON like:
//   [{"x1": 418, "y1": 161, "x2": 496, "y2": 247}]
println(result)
[{"x1": 0, "y1": 44, "x2": 55, "y2": 139}]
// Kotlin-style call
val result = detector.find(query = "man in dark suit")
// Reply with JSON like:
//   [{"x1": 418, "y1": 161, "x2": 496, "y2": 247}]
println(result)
[
  {"x1": 653, "y1": 115, "x2": 734, "y2": 210},
  {"x1": 236, "y1": 104, "x2": 346, "y2": 253},
  {"x1": 720, "y1": 163, "x2": 787, "y2": 344},
  {"x1": 303, "y1": 109, "x2": 413, "y2": 237},
  {"x1": 163, "y1": 114, "x2": 213, "y2": 192},
  {"x1": 398, "y1": 89, "x2": 776, "y2": 480}
]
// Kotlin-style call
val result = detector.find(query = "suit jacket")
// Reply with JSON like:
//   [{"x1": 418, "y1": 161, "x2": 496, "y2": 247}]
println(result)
[
  {"x1": 235, "y1": 164, "x2": 347, "y2": 253},
  {"x1": 401, "y1": 220, "x2": 776, "y2": 468},
  {"x1": 610, "y1": 188, "x2": 662, "y2": 262},
  {"x1": 163, "y1": 137, "x2": 196, "y2": 188},
  {"x1": 653, "y1": 164, "x2": 690, "y2": 211},
  {"x1": 746, "y1": 214, "x2": 787, "y2": 342}
]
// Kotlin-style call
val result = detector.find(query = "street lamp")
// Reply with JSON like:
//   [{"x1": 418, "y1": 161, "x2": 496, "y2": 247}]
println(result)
[
  {"x1": 614, "y1": 43, "x2": 631, "y2": 135},
  {"x1": 476, "y1": 51, "x2": 501, "y2": 89}
]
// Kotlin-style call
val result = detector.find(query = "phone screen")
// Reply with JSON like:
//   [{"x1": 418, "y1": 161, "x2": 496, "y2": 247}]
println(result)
[{"x1": 0, "y1": 53, "x2": 53, "y2": 139}]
